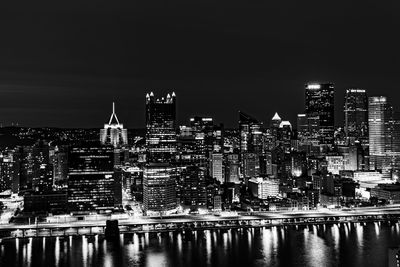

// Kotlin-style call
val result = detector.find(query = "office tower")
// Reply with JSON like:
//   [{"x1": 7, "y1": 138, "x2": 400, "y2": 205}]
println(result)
[
  {"x1": 225, "y1": 153, "x2": 240, "y2": 183},
  {"x1": 52, "y1": 144, "x2": 69, "y2": 187},
  {"x1": 0, "y1": 154, "x2": 15, "y2": 193},
  {"x1": 177, "y1": 125, "x2": 200, "y2": 165},
  {"x1": 337, "y1": 145, "x2": 359, "y2": 171},
  {"x1": 184, "y1": 116, "x2": 216, "y2": 163},
  {"x1": 208, "y1": 123, "x2": 224, "y2": 153},
  {"x1": 189, "y1": 116, "x2": 212, "y2": 157},
  {"x1": 344, "y1": 89, "x2": 368, "y2": 144},
  {"x1": 368, "y1": 96, "x2": 390, "y2": 171},
  {"x1": 271, "y1": 112, "x2": 282, "y2": 129},
  {"x1": 242, "y1": 152, "x2": 259, "y2": 178},
  {"x1": 248, "y1": 178, "x2": 280, "y2": 199},
  {"x1": 67, "y1": 143, "x2": 121, "y2": 212},
  {"x1": 297, "y1": 114, "x2": 308, "y2": 140},
  {"x1": 13, "y1": 140, "x2": 50, "y2": 192},
  {"x1": 239, "y1": 111, "x2": 263, "y2": 154},
  {"x1": 32, "y1": 164, "x2": 53, "y2": 192},
  {"x1": 305, "y1": 82, "x2": 335, "y2": 145},
  {"x1": 100, "y1": 102, "x2": 128, "y2": 148},
  {"x1": 143, "y1": 163, "x2": 177, "y2": 214},
  {"x1": 326, "y1": 156, "x2": 344, "y2": 175},
  {"x1": 181, "y1": 166, "x2": 207, "y2": 209},
  {"x1": 146, "y1": 92, "x2": 177, "y2": 162},
  {"x1": 210, "y1": 153, "x2": 224, "y2": 183},
  {"x1": 278, "y1": 120, "x2": 293, "y2": 152},
  {"x1": 387, "y1": 112, "x2": 400, "y2": 176}
]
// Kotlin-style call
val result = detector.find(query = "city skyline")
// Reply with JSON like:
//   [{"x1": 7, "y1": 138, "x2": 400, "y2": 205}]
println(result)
[
  {"x1": 1, "y1": 2, "x2": 400, "y2": 266},
  {"x1": 0, "y1": 86, "x2": 397, "y2": 130}
]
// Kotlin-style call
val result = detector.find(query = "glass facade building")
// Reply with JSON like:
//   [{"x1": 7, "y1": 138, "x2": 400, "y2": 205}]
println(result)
[
  {"x1": 67, "y1": 143, "x2": 121, "y2": 212},
  {"x1": 305, "y1": 82, "x2": 335, "y2": 145},
  {"x1": 143, "y1": 163, "x2": 177, "y2": 214},
  {"x1": 145, "y1": 92, "x2": 177, "y2": 162},
  {"x1": 344, "y1": 89, "x2": 368, "y2": 144}
]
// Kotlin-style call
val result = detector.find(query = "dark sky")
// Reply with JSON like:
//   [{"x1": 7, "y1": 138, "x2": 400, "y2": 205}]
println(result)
[{"x1": 0, "y1": 0, "x2": 399, "y2": 128}]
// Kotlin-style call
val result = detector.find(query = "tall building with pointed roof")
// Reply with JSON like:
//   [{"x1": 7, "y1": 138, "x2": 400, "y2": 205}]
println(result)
[{"x1": 100, "y1": 102, "x2": 128, "y2": 147}]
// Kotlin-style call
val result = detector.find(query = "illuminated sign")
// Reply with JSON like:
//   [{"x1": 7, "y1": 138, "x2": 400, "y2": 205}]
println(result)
[{"x1": 307, "y1": 84, "x2": 321, "y2": 89}]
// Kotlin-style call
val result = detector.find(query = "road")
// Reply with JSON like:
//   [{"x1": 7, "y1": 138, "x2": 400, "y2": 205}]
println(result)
[{"x1": 1, "y1": 206, "x2": 400, "y2": 231}]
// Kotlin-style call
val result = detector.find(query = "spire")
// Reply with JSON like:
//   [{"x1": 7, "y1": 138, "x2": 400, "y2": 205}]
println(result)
[
  {"x1": 108, "y1": 102, "x2": 120, "y2": 125},
  {"x1": 272, "y1": 112, "x2": 281, "y2": 121}
]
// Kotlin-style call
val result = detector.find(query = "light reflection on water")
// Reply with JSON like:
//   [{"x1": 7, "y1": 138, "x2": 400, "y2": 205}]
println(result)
[{"x1": 0, "y1": 222, "x2": 400, "y2": 267}]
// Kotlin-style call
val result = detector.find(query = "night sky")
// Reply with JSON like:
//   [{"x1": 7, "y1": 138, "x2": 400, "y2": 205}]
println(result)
[{"x1": 0, "y1": 0, "x2": 399, "y2": 128}]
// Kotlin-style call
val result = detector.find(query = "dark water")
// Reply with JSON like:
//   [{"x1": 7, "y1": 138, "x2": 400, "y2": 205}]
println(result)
[{"x1": 0, "y1": 222, "x2": 398, "y2": 267}]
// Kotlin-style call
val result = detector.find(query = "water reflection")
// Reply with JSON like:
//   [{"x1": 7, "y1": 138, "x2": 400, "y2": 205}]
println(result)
[{"x1": 0, "y1": 222, "x2": 399, "y2": 267}]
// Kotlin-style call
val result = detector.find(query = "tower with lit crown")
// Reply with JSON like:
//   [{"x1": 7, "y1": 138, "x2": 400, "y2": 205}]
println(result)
[
  {"x1": 100, "y1": 102, "x2": 128, "y2": 147},
  {"x1": 145, "y1": 92, "x2": 177, "y2": 162}
]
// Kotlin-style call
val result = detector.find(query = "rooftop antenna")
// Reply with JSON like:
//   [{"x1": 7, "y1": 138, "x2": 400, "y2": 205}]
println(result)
[{"x1": 108, "y1": 102, "x2": 120, "y2": 125}]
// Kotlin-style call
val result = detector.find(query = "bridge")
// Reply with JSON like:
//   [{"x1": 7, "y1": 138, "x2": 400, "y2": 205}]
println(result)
[{"x1": 1, "y1": 206, "x2": 400, "y2": 239}]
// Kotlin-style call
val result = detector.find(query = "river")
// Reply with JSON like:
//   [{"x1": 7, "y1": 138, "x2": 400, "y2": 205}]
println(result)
[{"x1": 0, "y1": 222, "x2": 398, "y2": 266}]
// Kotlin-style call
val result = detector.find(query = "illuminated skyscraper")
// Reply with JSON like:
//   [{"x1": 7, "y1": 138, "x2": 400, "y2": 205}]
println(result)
[
  {"x1": 271, "y1": 112, "x2": 282, "y2": 129},
  {"x1": 368, "y1": 96, "x2": 391, "y2": 172},
  {"x1": 67, "y1": 143, "x2": 121, "y2": 212},
  {"x1": 146, "y1": 92, "x2": 177, "y2": 162},
  {"x1": 344, "y1": 89, "x2": 368, "y2": 143},
  {"x1": 210, "y1": 153, "x2": 224, "y2": 183},
  {"x1": 100, "y1": 102, "x2": 128, "y2": 148},
  {"x1": 143, "y1": 163, "x2": 177, "y2": 214},
  {"x1": 239, "y1": 111, "x2": 263, "y2": 155},
  {"x1": 305, "y1": 82, "x2": 335, "y2": 145},
  {"x1": 297, "y1": 114, "x2": 308, "y2": 139}
]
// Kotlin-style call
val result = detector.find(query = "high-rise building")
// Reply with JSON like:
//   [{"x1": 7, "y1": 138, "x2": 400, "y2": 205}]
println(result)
[
  {"x1": 146, "y1": 92, "x2": 177, "y2": 162},
  {"x1": 52, "y1": 144, "x2": 69, "y2": 187},
  {"x1": 225, "y1": 153, "x2": 240, "y2": 183},
  {"x1": 239, "y1": 111, "x2": 263, "y2": 155},
  {"x1": 67, "y1": 143, "x2": 121, "y2": 212},
  {"x1": 242, "y1": 152, "x2": 259, "y2": 179},
  {"x1": 181, "y1": 166, "x2": 207, "y2": 209},
  {"x1": 305, "y1": 82, "x2": 335, "y2": 145},
  {"x1": 344, "y1": 89, "x2": 368, "y2": 144},
  {"x1": 143, "y1": 163, "x2": 177, "y2": 214},
  {"x1": 271, "y1": 112, "x2": 282, "y2": 129},
  {"x1": 0, "y1": 154, "x2": 16, "y2": 193},
  {"x1": 100, "y1": 102, "x2": 128, "y2": 148},
  {"x1": 32, "y1": 163, "x2": 53, "y2": 192},
  {"x1": 368, "y1": 96, "x2": 390, "y2": 171},
  {"x1": 210, "y1": 153, "x2": 224, "y2": 183},
  {"x1": 297, "y1": 114, "x2": 308, "y2": 140}
]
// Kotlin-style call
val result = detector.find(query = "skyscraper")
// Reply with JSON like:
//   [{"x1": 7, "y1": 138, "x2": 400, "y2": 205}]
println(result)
[
  {"x1": 344, "y1": 89, "x2": 368, "y2": 144},
  {"x1": 305, "y1": 82, "x2": 335, "y2": 145},
  {"x1": 239, "y1": 111, "x2": 263, "y2": 154},
  {"x1": 143, "y1": 163, "x2": 177, "y2": 215},
  {"x1": 210, "y1": 153, "x2": 224, "y2": 183},
  {"x1": 100, "y1": 102, "x2": 128, "y2": 148},
  {"x1": 146, "y1": 92, "x2": 177, "y2": 162},
  {"x1": 67, "y1": 143, "x2": 121, "y2": 212},
  {"x1": 181, "y1": 165, "x2": 207, "y2": 209},
  {"x1": 368, "y1": 96, "x2": 390, "y2": 172}
]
